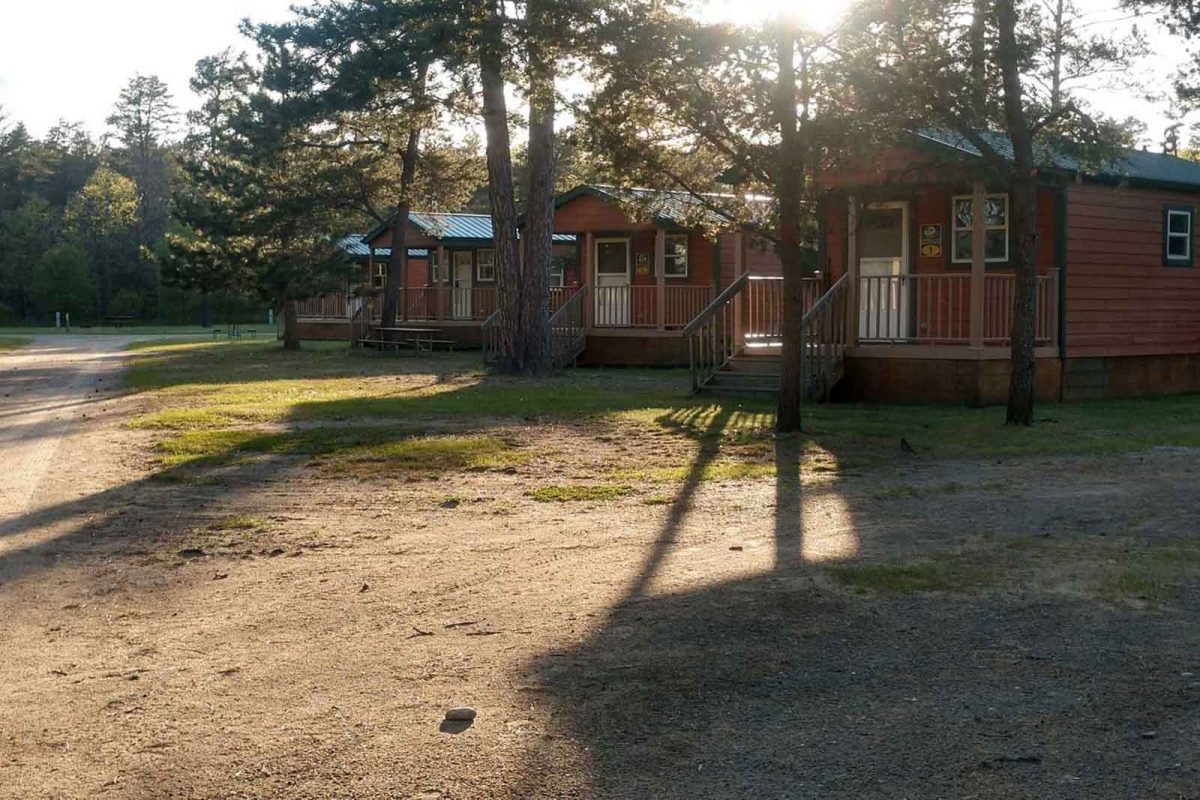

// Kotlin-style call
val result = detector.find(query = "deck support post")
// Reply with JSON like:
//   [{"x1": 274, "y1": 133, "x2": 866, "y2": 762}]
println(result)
[
  {"x1": 436, "y1": 246, "x2": 447, "y2": 322},
  {"x1": 969, "y1": 181, "x2": 986, "y2": 349},
  {"x1": 583, "y1": 232, "x2": 594, "y2": 330},
  {"x1": 655, "y1": 229, "x2": 667, "y2": 330},
  {"x1": 846, "y1": 196, "x2": 859, "y2": 347}
]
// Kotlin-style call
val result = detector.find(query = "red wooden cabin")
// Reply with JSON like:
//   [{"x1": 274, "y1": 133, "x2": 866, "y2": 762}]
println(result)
[{"x1": 791, "y1": 131, "x2": 1200, "y2": 403}]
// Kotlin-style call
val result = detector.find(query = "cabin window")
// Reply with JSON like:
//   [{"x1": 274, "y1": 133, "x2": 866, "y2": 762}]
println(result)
[
  {"x1": 477, "y1": 248, "x2": 496, "y2": 281},
  {"x1": 951, "y1": 193, "x2": 1009, "y2": 264},
  {"x1": 373, "y1": 262, "x2": 386, "y2": 288},
  {"x1": 664, "y1": 235, "x2": 689, "y2": 277},
  {"x1": 1164, "y1": 206, "x2": 1194, "y2": 266},
  {"x1": 429, "y1": 251, "x2": 440, "y2": 284},
  {"x1": 550, "y1": 256, "x2": 567, "y2": 288}
]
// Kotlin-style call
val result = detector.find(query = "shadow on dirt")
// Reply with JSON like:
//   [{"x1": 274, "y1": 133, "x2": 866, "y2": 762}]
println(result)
[{"x1": 504, "y1": 427, "x2": 1200, "y2": 799}]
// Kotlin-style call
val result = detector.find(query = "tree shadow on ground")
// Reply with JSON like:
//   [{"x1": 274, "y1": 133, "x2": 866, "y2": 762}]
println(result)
[{"x1": 505, "y1": 420, "x2": 1200, "y2": 799}]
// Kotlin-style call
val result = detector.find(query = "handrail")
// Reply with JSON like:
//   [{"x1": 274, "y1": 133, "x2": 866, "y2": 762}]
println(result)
[
  {"x1": 682, "y1": 272, "x2": 750, "y2": 336},
  {"x1": 481, "y1": 309, "x2": 501, "y2": 367},
  {"x1": 801, "y1": 274, "x2": 847, "y2": 325},
  {"x1": 799, "y1": 274, "x2": 849, "y2": 405},
  {"x1": 549, "y1": 286, "x2": 588, "y2": 368}
]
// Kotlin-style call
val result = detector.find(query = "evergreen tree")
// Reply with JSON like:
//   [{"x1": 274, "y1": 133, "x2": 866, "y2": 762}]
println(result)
[{"x1": 166, "y1": 41, "x2": 357, "y2": 349}]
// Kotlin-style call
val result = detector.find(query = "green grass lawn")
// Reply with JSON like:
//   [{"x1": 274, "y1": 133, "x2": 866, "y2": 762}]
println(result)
[
  {"x1": 122, "y1": 339, "x2": 1200, "y2": 477},
  {"x1": 0, "y1": 336, "x2": 30, "y2": 352}
]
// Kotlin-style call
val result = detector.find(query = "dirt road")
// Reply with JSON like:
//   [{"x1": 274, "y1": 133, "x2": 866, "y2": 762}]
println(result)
[{"x1": 0, "y1": 337, "x2": 134, "y2": 527}]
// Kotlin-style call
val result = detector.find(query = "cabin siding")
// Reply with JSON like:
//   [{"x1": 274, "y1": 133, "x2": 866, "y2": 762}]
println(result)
[{"x1": 1065, "y1": 183, "x2": 1200, "y2": 358}]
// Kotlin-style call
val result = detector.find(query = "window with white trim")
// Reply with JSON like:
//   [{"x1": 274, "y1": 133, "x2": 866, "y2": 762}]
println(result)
[
  {"x1": 951, "y1": 193, "x2": 1009, "y2": 263},
  {"x1": 664, "y1": 235, "x2": 689, "y2": 277},
  {"x1": 477, "y1": 248, "x2": 496, "y2": 281},
  {"x1": 1165, "y1": 206, "x2": 1194, "y2": 266}
]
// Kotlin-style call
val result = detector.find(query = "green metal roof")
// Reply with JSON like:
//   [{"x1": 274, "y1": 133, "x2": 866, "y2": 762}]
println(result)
[
  {"x1": 338, "y1": 234, "x2": 426, "y2": 260},
  {"x1": 916, "y1": 129, "x2": 1200, "y2": 191},
  {"x1": 367, "y1": 212, "x2": 577, "y2": 245},
  {"x1": 554, "y1": 184, "x2": 743, "y2": 229}
]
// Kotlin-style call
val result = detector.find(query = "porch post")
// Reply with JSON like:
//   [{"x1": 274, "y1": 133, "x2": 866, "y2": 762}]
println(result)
[
  {"x1": 733, "y1": 231, "x2": 745, "y2": 347},
  {"x1": 846, "y1": 196, "x2": 859, "y2": 347},
  {"x1": 436, "y1": 245, "x2": 447, "y2": 322},
  {"x1": 969, "y1": 181, "x2": 986, "y2": 349},
  {"x1": 583, "y1": 232, "x2": 594, "y2": 330},
  {"x1": 655, "y1": 228, "x2": 667, "y2": 330}
]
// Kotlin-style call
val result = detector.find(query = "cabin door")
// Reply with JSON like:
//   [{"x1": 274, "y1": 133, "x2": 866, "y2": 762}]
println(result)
[
  {"x1": 594, "y1": 238, "x2": 631, "y2": 326},
  {"x1": 858, "y1": 202, "x2": 911, "y2": 340},
  {"x1": 452, "y1": 251, "x2": 473, "y2": 320}
]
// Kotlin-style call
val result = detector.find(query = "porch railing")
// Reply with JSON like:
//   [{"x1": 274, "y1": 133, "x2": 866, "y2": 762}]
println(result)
[
  {"x1": 297, "y1": 292, "x2": 348, "y2": 319},
  {"x1": 801, "y1": 275, "x2": 850, "y2": 403},
  {"x1": 481, "y1": 286, "x2": 590, "y2": 370},
  {"x1": 743, "y1": 275, "x2": 826, "y2": 342},
  {"x1": 592, "y1": 285, "x2": 716, "y2": 329},
  {"x1": 550, "y1": 286, "x2": 589, "y2": 368},
  {"x1": 857, "y1": 270, "x2": 1059, "y2": 345},
  {"x1": 684, "y1": 273, "x2": 751, "y2": 392}
]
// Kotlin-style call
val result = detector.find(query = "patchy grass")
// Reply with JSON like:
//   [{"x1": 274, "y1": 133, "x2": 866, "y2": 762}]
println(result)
[
  {"x1": 641, "y1": 495, "x2": 673, "y2": 506},
  {"x1": 0, "y1": 336, "x2": 30, "y2": 352},
  {"x1": 1098, "y1": 541, "x2": 1200, "y2": 606},
  {"x1": 154, "y1": 425, "x2": 524, "y2": 474},
  {"x1": 527, "y1": 484, "x2": 634, "y2": 503},
  {"x1": 123, "y1": 337, "x2": 1200, "y2": 482},
  {"x1": 615, "y1": 460, "x2": 777, "y2": 484},
  {"x1": 825, "y1": 561, "x2": 992, "y2": 595}
]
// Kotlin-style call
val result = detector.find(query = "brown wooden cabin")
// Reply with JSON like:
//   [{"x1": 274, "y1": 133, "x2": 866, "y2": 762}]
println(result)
[
  {"x1": 796, "y1": 130, "x2": 1200, "y2": 403},
  {"x1": 297, "y1": 186, "x2": 797, "y2": 365}
]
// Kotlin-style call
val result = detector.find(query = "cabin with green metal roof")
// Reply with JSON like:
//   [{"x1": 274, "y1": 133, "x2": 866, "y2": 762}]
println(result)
[{"x1": 806, "y1": 133, "x2": 1200, "y2": 403}]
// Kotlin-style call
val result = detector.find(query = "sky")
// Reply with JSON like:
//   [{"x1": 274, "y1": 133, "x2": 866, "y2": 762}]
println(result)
[{"x1": 0, "y1": 0, "x2": 1188, "y2": 148}]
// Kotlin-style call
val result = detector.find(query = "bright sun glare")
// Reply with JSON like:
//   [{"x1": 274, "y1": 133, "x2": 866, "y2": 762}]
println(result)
[{"x1": 699, "y1": 0, "x2": 855, "y2": 30}]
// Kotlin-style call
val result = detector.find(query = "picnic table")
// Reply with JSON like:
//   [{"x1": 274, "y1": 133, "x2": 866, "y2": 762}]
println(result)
[
  {"x1": 103, "y1": 316, "x2": 135, "y2": 328},
  {"x1": 370, "y1": 326, "x2": 451, "y2": 355}
]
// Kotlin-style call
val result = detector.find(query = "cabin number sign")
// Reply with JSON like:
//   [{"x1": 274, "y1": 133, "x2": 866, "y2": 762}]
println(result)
[{"x1": 920, "y1": 223, "x2": 943, "y2": 257}]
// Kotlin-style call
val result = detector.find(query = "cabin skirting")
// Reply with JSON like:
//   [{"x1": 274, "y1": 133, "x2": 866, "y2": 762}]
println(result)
[
  {"x1": 837, "y1": 356, "x2": 1063, "y2": 406},
  {"x1": 1061, "y1": 353, "x2": 1200, "y2": 401}
]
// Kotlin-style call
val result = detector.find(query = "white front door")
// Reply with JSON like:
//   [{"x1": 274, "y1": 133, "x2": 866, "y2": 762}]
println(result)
[
  {"x1": 858, "y1": 203, "x2": 911, "y2": 340},
  {"x1": 594, "y1": 238, "x2": 631, "y2": 326},
  {"x1": 452, "y1": 251, "x2": 473, "y2": 319}
]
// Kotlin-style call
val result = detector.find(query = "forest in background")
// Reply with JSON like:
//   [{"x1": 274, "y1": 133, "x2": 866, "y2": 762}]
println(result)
[{"x1": 0, "y1": 77, "x2": 273, "y2": 326}]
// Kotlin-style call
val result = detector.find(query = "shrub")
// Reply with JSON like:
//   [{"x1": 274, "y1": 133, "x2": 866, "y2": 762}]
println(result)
[
  {"x1": 108, "y1": 288, "x2": 144, "y2": 319},
  {"x1": 32, "y1": 244, "x2": 94, "y2": 319}
]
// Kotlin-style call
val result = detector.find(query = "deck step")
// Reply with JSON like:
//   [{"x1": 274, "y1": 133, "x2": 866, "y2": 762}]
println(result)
[
  {"x1": 709, "y1": 372, "x2": 780, "y2": 388},
  {"x1": 725, "y1": 356, "x2": 782, "y2": 375},
  {"x1": 697, "y1": 384, "x2": 778, "y2": 398}
]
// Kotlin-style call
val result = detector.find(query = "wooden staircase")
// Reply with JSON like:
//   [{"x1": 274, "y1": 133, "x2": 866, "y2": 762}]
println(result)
[
  {"x1": 702, "y1": 350, "x2": 781, "y2": 398},
  {"x1": 686, "y1": 274, "x2": 849, "y2": 403},
  {"x1": 482, "y1": 286, "x2": 588, "y2": 369}
]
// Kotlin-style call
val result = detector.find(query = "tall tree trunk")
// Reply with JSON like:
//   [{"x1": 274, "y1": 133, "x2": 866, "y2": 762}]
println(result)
[
  {"x1": 1050, "y1": 0, "x2": 1065, "y2": 113},
  {"x1": 382, "y1": 63, "x2": 429, "y2": 331},
  {"x1": 522, "y1": 0, "x2": 556, "y2": 373},
  {"x1": 200, "y1": 292, "x2": 211, "y2": 327},
  {"x1": 479, "y1": 1, "x2": 523, "y2": 370},
  {"x1": 281, "y1": 298, "x2": 300, "y2": 351},
  {"x1": 773, "y1": 23, "x2": 804, "y2": 433},
  {"x1": 997, "y1": 0, "x2": 1038, "y2": 425}
]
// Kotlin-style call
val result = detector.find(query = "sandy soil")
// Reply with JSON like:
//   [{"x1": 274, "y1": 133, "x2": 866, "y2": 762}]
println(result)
[{"x1": 1, "y1": 339, "x2": 1198, "y2": 799}]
